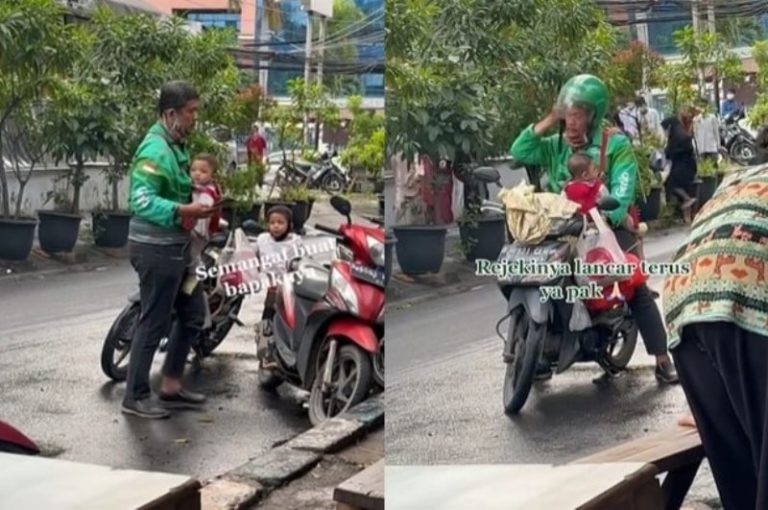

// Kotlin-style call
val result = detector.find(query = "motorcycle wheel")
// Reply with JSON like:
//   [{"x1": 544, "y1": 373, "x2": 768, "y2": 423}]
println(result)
[
  {"x1": 322, "y1": 173, "x2": 345, "y2": 194},
  {"x1": 732, "y1": 140, "x2": 757, "y2": 166},
  {"x1": 100, "y1": 302, "x2": 141, "y2": 381},
  {"x1": 372, "y1": 337, "x2": 384, "y2": 388},
  {"x1": 308, "y1": 343, "x2": 373, "y2": 426},
  {"x1": 602, "y1": 322, "x2": 638, "y2": 370},
  {"x1": 502, "y1": 308, "x2": 545, "y2": 415},
  {"x1": 0, "y1": 441, "x2": 37, "y2": 455},
  {"x1": 196, "y1": 296, "x2": 244, "y2": 357}
]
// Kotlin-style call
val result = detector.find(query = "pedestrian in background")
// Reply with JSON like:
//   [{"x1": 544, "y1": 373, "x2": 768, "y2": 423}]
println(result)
[
  {"x1": 693, "y1": 98, "x2": 720, "y2": 168},
  {"x1": 124, "y1": 80, "x2": 210, "y2": 419},
  {"x1": 662, "y1": 109, "x2": 698, "y2": 224},
  {"x1": 246, "y1": 124, "x2": 268, "y2": 185}
]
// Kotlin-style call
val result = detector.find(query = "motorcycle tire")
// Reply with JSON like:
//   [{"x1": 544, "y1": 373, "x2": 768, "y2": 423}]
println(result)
[
  {"x1": 602, "y1": 321, "x2": 638, "y2": 370},
  {"x1": 100, "y1": 302, "x2": 141, "y2": 382},
  {"x1": 732, "y1": 140, "x2": 757, "y2": 166},
  {"x1": 502, "y1": 308, "x2": 545, "y2": 415},
  {"x1": 308, "y1": 343, "x2": 373, "y2": 426},
  {"x1": 322, "y1": 173, "x2": 346, "y2": 194},
  {"x1": 372, "y1": 337, "x2": 384, "y2": 389},
  {"x1": 196, "y1": 296, "x2": 244, "y2": 357}
]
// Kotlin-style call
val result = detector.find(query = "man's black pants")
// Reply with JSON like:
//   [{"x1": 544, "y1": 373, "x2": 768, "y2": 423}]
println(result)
[
  {"x1": 613, "y1": 227, "x2": 668, "y2": 356},
  {"x1": 674, "y1": 322, "x2": 768, "y2": 510},
  {"x1": 124, "y1": 242, "x2": 206, "y2": 403}
]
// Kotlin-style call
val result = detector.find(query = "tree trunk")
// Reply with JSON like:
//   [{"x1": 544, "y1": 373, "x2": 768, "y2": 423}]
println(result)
[
  {"x1": 112, "y1": 177, "x2": 119, "y2": 211},
  {"x1": 14, "y1": 181, "x2": 28, "y2": 219},
  {"x1": 72, "y1": 157, "x2": 83, "y2": 214}
]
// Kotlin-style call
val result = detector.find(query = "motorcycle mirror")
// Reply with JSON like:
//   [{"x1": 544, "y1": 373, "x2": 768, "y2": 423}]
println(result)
[
  {"x1": 472, "y1": 166, "x2": 501, "y2": 184},
  {"x1": 330, "y1": 195, "x2": 352, "y2": 221},
  {"x1": 597, "y1": 196, "x2": 620, "y2": 212},
  {"x1": 241, "y1": 219, "x2": 262, "y2": 236}
]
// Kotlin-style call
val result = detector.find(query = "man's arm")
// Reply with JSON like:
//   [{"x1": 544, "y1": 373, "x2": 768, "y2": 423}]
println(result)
[
  {"x1": 509, "y1": 111, "x2": 558, "y2": 166},
  {"x1": 129, "y1": 158, "x2": 181, "y2": 228},
  {"x1": 605, "y1": 136, "x2": 637, "y2": 227}
]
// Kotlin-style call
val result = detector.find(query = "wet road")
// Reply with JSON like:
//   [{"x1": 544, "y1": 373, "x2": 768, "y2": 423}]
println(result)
[
  {"x1": 0, "y1": 264, "x2": 311, "y2": 478},
  {"x1": 386, "y1": 228, "x2": 720, "y2": 506}
]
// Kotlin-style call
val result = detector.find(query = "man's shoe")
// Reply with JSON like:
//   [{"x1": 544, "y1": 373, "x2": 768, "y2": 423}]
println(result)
[
  {"x1": 261, "y1": 320, "x2": 273, "y2": 338},
  {"x1": 122, "y1": 399, "x2": 171, "y2": 419},
  {"x1": 534, "y1": 363, "x2": 553, "y2": 381},
  {"x1": 159, "y1": 388, "x2": 207, "y2": 407},
  {"x1": 655, "y1": 362, "x2": 679, "y2": 384}
]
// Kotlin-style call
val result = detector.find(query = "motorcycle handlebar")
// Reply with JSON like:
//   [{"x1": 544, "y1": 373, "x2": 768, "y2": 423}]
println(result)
[{"x1": 315, "y1": 223, "x2": 341, "y2": 236}]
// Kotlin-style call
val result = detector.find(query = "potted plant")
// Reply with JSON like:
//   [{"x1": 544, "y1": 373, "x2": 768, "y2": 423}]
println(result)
[
  {"x1": 634, "y1": 135, "x2": 664, "y2": 221},
  {"x1": 384, "y1": 229, "x2": 396, "y2": 284},
  {"x1": 697, "y1": 158, "x2": 718, "y2": 206},
  {"x1": 219, "y1": 162, "x2": 264, "y2": 228},
  {"x1": 458, "y1": 204, "x2": 506, "y2": 263},
  {"x1": 0, "y1": 109, "x2": 56, "y2": 261},
  {"x1": 280, "y1": 185, "x2": 312, "y2": 233}
]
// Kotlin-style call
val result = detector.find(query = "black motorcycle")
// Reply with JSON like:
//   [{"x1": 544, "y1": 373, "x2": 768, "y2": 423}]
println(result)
[
  {"x1": 275, "y1": 152, "x2": 349, "y2": 193},
  {"x1": 100, "y1": 232, "x2": 245, "y2": 381},
  {"x1": 471, "y1": 167, "x2": 638, "y2": 415},
  {"x1": 720, "y1": 110, "x2": 756, "y2": 166}
]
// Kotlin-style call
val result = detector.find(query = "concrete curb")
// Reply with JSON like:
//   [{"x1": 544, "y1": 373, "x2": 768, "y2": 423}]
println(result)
[{"x1": 201, "y1": 394, "x2": 384, "y2": 510}]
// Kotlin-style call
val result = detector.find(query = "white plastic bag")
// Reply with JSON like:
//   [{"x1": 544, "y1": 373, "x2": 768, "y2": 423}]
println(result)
[
  {"x1": 575, "y1": 208, "x2": 628, "y2": 288},
  {"x1": 569, "y1": 299, "x2": 592, "y2": 331},
  {"x1": 216, "y1": 228, "x2": 262, "y2": 293}
]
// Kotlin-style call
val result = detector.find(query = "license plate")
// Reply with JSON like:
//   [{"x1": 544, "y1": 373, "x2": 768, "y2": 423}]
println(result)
[{"x1": 351, "y1": 264, "x2": 386, "y2": 287}]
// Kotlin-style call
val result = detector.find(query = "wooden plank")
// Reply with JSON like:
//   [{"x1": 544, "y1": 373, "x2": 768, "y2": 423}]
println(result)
[
  {"x1": 577, "y1": 464, "x2": 664, "y2": 510},
  {"x1": 572, "y1": 427, "x2": 704, "y2": 473},
  {"x1": 334, "y1": 460, "x2": 384, "y2": 510}
]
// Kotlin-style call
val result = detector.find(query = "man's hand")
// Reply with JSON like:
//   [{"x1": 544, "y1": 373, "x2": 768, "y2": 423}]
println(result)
[
  {"x1": 533, "y1": 106, "x2": 560, "y2": 136},
  {"x1": 178, "y1": 202, "x2": 214, "y2": 218}
]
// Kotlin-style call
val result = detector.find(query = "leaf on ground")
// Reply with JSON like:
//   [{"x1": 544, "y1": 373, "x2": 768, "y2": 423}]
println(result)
[
  {"x1": 198, "y1": 415, "x2": 215, "y2": 423},
  {"x1": 174, "y1": 438, "x2": 191, "y2": 445}
]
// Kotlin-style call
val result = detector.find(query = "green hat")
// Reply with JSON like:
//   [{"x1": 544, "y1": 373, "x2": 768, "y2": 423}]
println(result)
[{"x1": 556, "y1": 74, "x2": 610, "y2": 138}]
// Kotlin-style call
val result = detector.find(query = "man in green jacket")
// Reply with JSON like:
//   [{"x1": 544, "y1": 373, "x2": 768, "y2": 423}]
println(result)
[
  {"x1": 510, "y1": 74, "x2": 678, "y2": 384},
  {"x1": 123, "y1": 81, "x2": 213, "y2": 419}
]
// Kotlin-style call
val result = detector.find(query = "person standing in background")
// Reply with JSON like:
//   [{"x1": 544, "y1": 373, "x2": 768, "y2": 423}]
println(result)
[
  {"x1": 721, "y1": 89, "x2": 740, "y2": 117},
  {"x1": 693, "y1": 98, "x2": 720, "y2": 168},
  {"x1": 635, "y1": 96, "x2": 664, "y2": 142},
  {"x1": 618, "y1": 100, "x2": 640, "y2": 141},
  {"x1": 246, "y1": 124, "x2": 268, "y2": 178}
]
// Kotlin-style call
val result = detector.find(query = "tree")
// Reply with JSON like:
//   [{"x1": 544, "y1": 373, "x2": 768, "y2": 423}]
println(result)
[
  {"x1": 287, "y1": 78, "x2": 340, "y2": 149},
  {"x1": 606, "y1": 41, "x2": 665, "y2": 105},
  {"x1": 341, "y1": 95, "x2": 385, "y2": 179},
  {"x1": 0, "y1": 0, "x2": 75, "y2": 217},
  {"x1": 325, "y1": 0, "x2": 366, "y2": 95},
  {"x1": 748, "y1": 41, "x2": 768, "y2": 128}
]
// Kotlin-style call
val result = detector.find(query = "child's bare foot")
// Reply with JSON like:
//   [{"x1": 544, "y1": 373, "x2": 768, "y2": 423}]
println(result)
[{"x1": 678, "y1": 414, "x2": 696, "y2": 428}]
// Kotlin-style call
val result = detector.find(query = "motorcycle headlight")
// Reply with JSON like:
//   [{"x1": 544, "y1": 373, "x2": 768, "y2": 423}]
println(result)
[
  {"x1": 331, "y1": 267, "x2": 359, "y2": 315},
  {"x1": 366, "y1": 236, "x2": 385, "y2": 267}
]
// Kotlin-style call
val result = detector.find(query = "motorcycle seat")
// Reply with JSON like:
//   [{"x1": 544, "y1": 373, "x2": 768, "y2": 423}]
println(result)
[{"x1": 546, "y1": 217, "x2": 584, "y2": 239}]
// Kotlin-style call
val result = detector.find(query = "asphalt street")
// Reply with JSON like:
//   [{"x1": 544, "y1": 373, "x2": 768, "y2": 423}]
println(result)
[
  {"x1": 0, "y1": 194, "x2": 370, "y2": 480},
  {"x1": 386, "y1": 227, "x2": 720, "y2": 507}
]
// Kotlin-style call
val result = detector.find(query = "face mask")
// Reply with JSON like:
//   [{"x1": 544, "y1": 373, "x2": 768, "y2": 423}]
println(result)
[
  {"x1": 640, "y1": 107, "x2": 648, "y2": 114},
  {"x1": 727, "y1": 94, "x2": 735, "y2": 100},
  {"x1": 163, "y1": 109, "x2": 184, "y2": 139}
]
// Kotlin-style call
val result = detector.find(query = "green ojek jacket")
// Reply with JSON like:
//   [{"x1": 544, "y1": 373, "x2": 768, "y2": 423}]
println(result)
[
  {"x1": 127, "y1": 122, "x2": 192, "y2": 244},
  {"x1": 510, "y1": 126, "x2": 637, "y2": 227}
]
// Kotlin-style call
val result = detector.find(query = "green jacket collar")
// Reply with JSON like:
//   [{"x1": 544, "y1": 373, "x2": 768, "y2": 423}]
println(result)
[{"x1": 148, "y1": 122, "x2": 190, "y2": 170}]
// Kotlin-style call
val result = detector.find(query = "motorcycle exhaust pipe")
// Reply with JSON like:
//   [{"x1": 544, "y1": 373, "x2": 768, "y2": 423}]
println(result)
[{"x1": 321, "y1": 339, "x2": 338, "y2": 393}]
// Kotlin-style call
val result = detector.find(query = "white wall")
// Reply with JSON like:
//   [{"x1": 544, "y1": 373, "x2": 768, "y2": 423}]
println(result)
[{"x1": 2, "y1": 163, "x2": 130, "y2": 216}]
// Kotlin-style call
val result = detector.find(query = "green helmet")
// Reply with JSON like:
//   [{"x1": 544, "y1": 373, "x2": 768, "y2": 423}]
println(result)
[{"x1": 556, "y1": 74, "x2": 610, "y2": 136}]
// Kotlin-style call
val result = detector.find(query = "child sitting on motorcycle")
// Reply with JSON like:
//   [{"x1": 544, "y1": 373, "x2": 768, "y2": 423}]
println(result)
[
  {"x1": 257, "y1": 204, "x2": 303, "y2": 338},
  {"x1": 563, "y1": 152, "x2": 647, "y2": 259}
]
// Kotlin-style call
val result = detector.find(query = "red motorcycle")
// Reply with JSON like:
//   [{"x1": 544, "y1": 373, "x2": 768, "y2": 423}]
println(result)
[
  {"x1": 0, "y1": 420, "x2": 39, "y2": 455},
  {"x1": 257, "y1": 196, "x2": 385, "y2": 425}
]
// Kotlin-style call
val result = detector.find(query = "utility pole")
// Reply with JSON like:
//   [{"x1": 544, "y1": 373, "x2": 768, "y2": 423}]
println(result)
[
  {"x1": 707, "y1": 0, "x2": 720, "y2": 112},
  {"x1": 636, "y1": 10, "x2": 650, "y2": 103},
  {"x1": 256, "y1": 0, "x2": 270, "y2": 96},
  {"x1": 303, "y1": 9, "x2": 314, "y2": 146},
  {"x1": 692, "y1": 0, "x2": 705, "y2": 95},
  {"x1": 314, "y1": 16, "x2": 327, "y2": 150}
]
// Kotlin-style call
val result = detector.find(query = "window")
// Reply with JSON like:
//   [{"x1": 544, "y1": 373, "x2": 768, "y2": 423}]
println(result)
[
  {"x1": 185, "y1": 11, "x2": 241, "y2": 31},
  {"x1": 646, "y1": 1, "x2": 691, "y2": 55}
]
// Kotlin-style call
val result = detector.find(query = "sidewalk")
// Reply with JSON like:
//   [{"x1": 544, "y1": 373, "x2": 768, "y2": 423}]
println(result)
[{"x1": 387, "y1": 225, "x2": 690, "y2": 311}]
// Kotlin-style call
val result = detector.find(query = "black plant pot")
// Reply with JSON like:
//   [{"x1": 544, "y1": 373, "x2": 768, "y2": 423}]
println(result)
[
  {"x1": 459, "y1": 216, "x2": 506, "y2": 262},
  {"x1": 393, "y1": 225, "x2": 447, "y2": 275},
  {"x1": 0, "y1": 217, "x2": 37, "y2": 261},
  {"x1": 308, "y1": 197, "x2": 316, "y2": 219},
  {"x1": 698, "y1": 176, "x2": 718, "y2": 207},
  {"x1": 92, "y1": 211, "x2": 131, "y2": 248},
  {"x1": 223, "y1": 203, "x2": 262, "y2": 228},
  {"x1": 38, "y1": 210, "x2": 82, "y2": 253},
  {"x1": 377, "y1": 194, "x2": 385, "y2": 218},
  {"x1": 385, "y1": 232, "x2": 396, "y2": 284},
  {"x1": 639, "y1": 188, "x2": 662, "y2": 221},
  {"x1": 291, "y1": 200, "x2": 310, "y2": 233}
]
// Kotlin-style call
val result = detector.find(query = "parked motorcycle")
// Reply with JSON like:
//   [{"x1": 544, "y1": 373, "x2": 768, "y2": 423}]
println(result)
[
  {"x1": 472, "y1": 168, "x2": 642, "y2": 415},
  {"x1": 720, "y1": 110, "x2": 757, "y2": 166},
  {"x1": 256, "y1": 196, "x2": 385, "y2": 425},
  {"x1": 0, "y1": 419, "x2": 39, "y2": 455},
  {"x1": 275, "y1": 152, "x2": 349, "y2": 193},
  {"x1": 100, "y1": 232, "x2": 246, "y2": 381}
]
